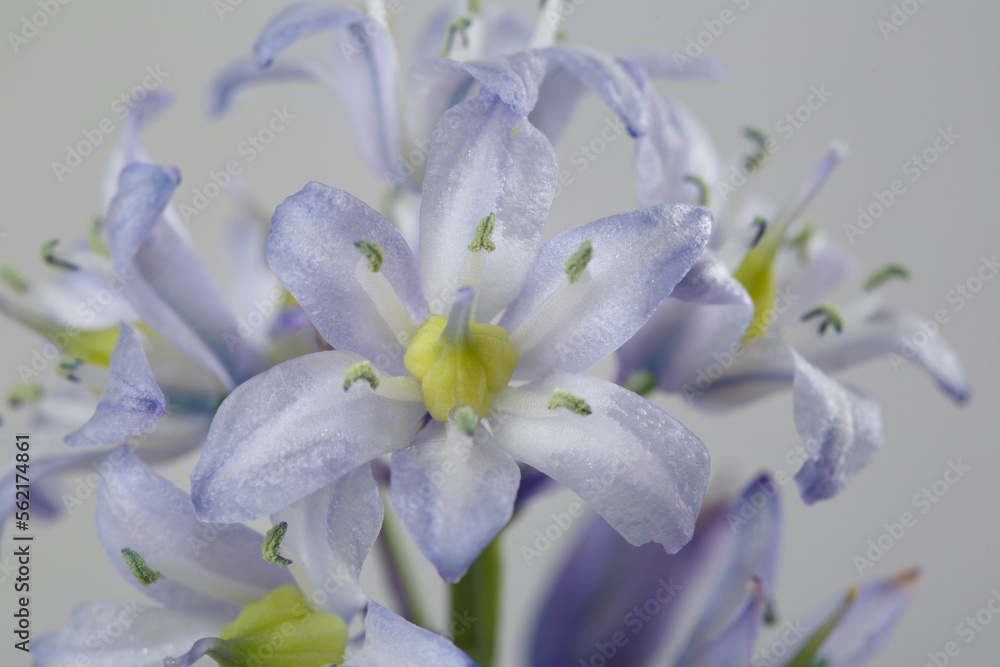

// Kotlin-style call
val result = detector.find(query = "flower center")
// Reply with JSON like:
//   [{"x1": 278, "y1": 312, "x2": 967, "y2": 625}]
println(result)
[{"x1": 403, "y1": 287, "x2": 518, "y2": 422}]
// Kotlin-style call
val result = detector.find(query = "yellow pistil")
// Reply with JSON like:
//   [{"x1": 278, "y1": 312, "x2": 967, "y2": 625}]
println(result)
[{"x1": 404, "y1": 314, "x2": 518, "y2": 422}]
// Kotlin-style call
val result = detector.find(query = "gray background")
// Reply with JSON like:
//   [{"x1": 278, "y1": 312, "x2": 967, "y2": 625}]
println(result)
[{"x1": 1, "y1": 0, "x2": 997, "y2": 665}]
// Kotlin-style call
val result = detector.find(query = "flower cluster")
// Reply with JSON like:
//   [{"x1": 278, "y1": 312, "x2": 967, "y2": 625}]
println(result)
[{"x1": 1, "y1": 1, "x2": 966, "y2": 666}]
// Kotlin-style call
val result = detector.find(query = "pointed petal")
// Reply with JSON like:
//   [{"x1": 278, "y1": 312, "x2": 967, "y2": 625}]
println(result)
[
  {"x1": 492, "y1": 374, "x2": 709, "y2": 552},
  {"x1": 207, "y1": 54, "x2": 337, "y2": 117},
  {"x1": 191, "y1": 351, "x2": 426, "y2": 523},
  {"x1": 791, "y1": 350, "x2": 885, "y2": 504},
  {"x1": 800, "y1": 306, "x2": 970, "y2": 403},
  {"x1": 418, "y1": 79, "x2": 558, "y2": 321},
  {"x1": 501, "y1": 204, "x2": 711, "y2": 380},
  {"x1": 101, "y1": 89, "x2": 174, "y2": 210},
  {"x1": 106, "y1": 163, "x2": 180, "y2": 276},
  {"x1": 615, "y1": 250, "x2": 753, "y2": 392},
  {"x1": 273, "y1": 464, "x2": 383, "y2": 622},
  {"x1": 97, "y1": 447, "x2": 294, "y2": 611},
  {"x1": 34, "y1": 602, "x2": 226, "y2": 667},
  {"x1": 65, "y1": 323, "x2": 166, "y2": 448},
  {"x1": 345, "y1": 601, "x2": 476, "y2": 666},
  {"x1": 529, "y1": 46, "x2": 649, "y2": 145},
  {"x1": 266, "y1": 181, "x2": 426, "y2": 374},
  {"x1": 803, "y1": 570, "x2": 919, "y2": 666},
  {"x1": 390, "y1": 420, "x2": 520, "y2": 582},
  {"x1": 252, "y1": 3, "x2": 399, "y2": 178},
  {"x1": 680, "y1": 476, "x2": 781, "y2": 655},
  {"x1": 677, "y1": 581, "x2": 766, "y2": 667}
]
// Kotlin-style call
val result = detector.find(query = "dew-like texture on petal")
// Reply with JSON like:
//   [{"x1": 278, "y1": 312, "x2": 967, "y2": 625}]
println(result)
[
  {"x1": 252, "y1": 3, "x2": 399, "y2": 178},
  {"x1": 33, "y1": 601, "x2": 227, "y2": 667},
  {"x1": 529, "y1": 508, "x2": 727, "y2": 667},
  {"x1": 207, "y1": 54, "x2": 337, "y2": 117},
  {"x1": 65, "y1": 323, "x2": 166, "y2": 448},
  {"x1": 676, "y1": 582, "x2": 766, "y2": 667},
  {"x1": 801, "y1": 571, "x2": 918, "y2": 666},
  {"x1": 390, "y1": 420, "x2": 520, "y2": 582},
  {"x1": 678, "y1": 476, "x2": 781, "y2": 658},
  {"x1": 791, "y1": 350, "x2": 884, "y2": 504},
  {"x1": 493, "y1": 374, "x2": 709, "y2": 552},
  {"x1": 800, "y1": 306, "x2": 970, "y2": 403},
  {"x1": 531, "y1": 46, "x2": 649, "y2": 141},
  {"x1": 616, "y1": 250, "x2": 753, "y2": 393},
  {"x1": 267, "y1": 182, "x2": 427, "y2": 375},
  {"x1": 502, "y1": 204, "x2": 711, "y2": 381},
  {"x1": 345, "y1": 601, "x2": 476, "y2": 666},
  {"x1": 192, "y1": 351, "x2": 426, "y2": 523},
  {"x1": 418, "y1": 89, "x2": 557, "y2": 321},
  {"x1": 273, "y1": 464, "x2": 383, "y2": 623},
  {"x1": 97, "y1": 447, "x2": 294, "y2": 612}
]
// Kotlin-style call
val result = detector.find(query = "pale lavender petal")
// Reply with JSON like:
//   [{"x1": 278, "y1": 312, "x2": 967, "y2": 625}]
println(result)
[
  {"x1": 97, "y1": 447, "x2": 294, "y2": 611},
  {"x1": 101, "y1": 89, "x2": 174, "y2": 210},
  {"x1": 34, "y1": 602, "x2": 226, "y2": 667},
  {"x1": 615, "y1": 250, "x2": 752, "y2": 392},
  {"x1": 677, "y1": 581, "x2": 766, "y2": 667},
  {"x1": 418, "y1": 83, "x2": 557, "y2": 321},
  {"x1": 65, "y1": 323, "x2": 165, "y2": 448},
  {"x1": 390, "y1": 420, "x2": 520, "y2": 582},
  {"x1": 792, "y1": 351, "x2": 884, "y2": 504},
  {"x1": 208, "y1": 55, "x2": 337, "y2": 116},
  {"x1": 803, "y1": 570, "x2": 919, "y2": 666},
  {"x1": 106, "y1": 163, "x2": 179, "y2": 275},
  {"x1": 493, "y1": 374, "x2": 709, "y2": 553},
  {"x1": 345, "y1": 601, "x2": 476, "y2": 667},
  {"x1": 774, "y1": 233, "x2": 858, "y2": 328},
  {"x1": 266, "y1": 182, "x2": 426, "y2": 374},
  {"x1": 800, "y1": 306, "x2": 970, "y2": 403},
  {"x1": 273, "y1": 464, "x2": 383, "y2": 622},
  {"x1": 501, "y1": 204, "x2": 711, "y2": 380},
  {"x1": 191, "y1": 351, "x2": 426, "y2": 523},
  {"x1": 624, "y1": 50, "x2": 729, "y2": 80},
  {"x1": 252, "y1": 3, "x2": 399, "y2": 178}
]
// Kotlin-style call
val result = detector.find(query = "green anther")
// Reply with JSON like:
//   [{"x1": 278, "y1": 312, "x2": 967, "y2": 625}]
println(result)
[
  {"x1": 787, "y1": 223, "x2": 816, "y2": 261},
  {"x1": 41, "y1": 240, "x2": 78, "y2": 271},
  {"x1": 56, "y1": 356, "x2": 83, "y2": 381},
  {"x1": 262, "y1": 522, "x2": 293, "y2": 567},
  {"x1": 8, "y1": 383, "x2": 43, "y2": 408},
  {"x1": 801, "y1": 302, "x2": 843, "y2": 335},
  {"x1": 121, "y1": 548, "x2": 163, "y2": 587},
  {"x1": 442, "y1": 15, "x2": 473, "y2": 55},
  {"x1": 683, "y1": 174, "x2": 710, "y2": 207},
  {"x1": 864, "y1": 262, "x2": 910, "y2": 292},
  {"x1": 564, "y1": 240, "x2": 593, "y2": 284},
  {"x1": 784, "y1": 587, "x2": 857, "y2": 667},
  {"x1": 750, "y1": 216, "x2": 768, "y2": 248},
  {"x1": 743, "y1": 126, "x2": 770, "y2": 172},
  {"x1": 547, "y1": 389, "x2": 592, "y2": 416},
  {"x1": 1, "y1": 265, "x2": 29, "y2": 293},
  {"x1": 469, "y1": 212, "x2": 497, "y2": 253},
  {"x1": 451, "y1": 404, "x2": 479, "y2": 437},
  {"x1": 89, "y1": 217, "x2": 110, "y2": 257},
  {"x1": 354, "y1": 239, "x2": 384, "y2": 272},
  {"x1": 623, "y1": 369, "x2": 657, "y2": 397},
  {"x1": 343, "y1": 360, "x2": 379, "y2": 391},
  {"x1": 469, "y1": 0, "x2": 482, "y2": 11}
]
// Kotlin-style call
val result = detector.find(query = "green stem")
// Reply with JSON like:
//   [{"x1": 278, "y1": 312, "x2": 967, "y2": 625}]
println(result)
[
  {"x1": 378, "y1": 494, "x2": 432, "y2": 630},
  {"x1": 450, "y1": 536, "x2": 502, "y2": 667}
]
